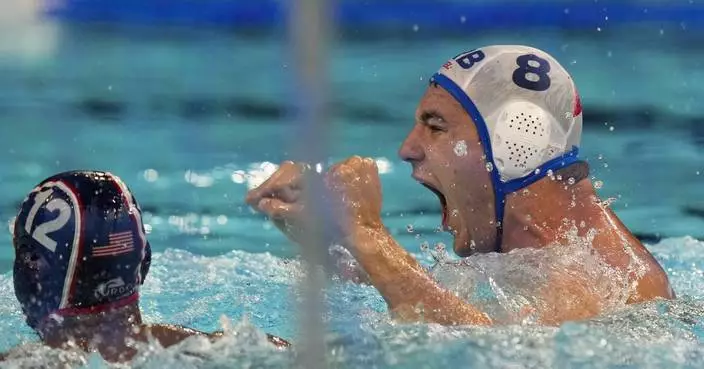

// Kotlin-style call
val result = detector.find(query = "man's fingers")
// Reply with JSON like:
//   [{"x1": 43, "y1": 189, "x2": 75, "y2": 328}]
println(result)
[
  {"x1": 245, "y1": 162, "x2": 307, "y2": 206},
  {"x1": 257, "y1": 198, "x2": 304, "y2": 220}
]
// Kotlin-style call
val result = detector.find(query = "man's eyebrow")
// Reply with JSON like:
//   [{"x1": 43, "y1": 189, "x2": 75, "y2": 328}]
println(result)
[{"x1": 419, "y1": 110, "x2": 446, "y2": 124}]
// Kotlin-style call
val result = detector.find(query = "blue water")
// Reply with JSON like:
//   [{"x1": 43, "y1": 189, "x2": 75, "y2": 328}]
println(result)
[{"x1": 0, "y1": 14, "x2": 704, "y2": 369}]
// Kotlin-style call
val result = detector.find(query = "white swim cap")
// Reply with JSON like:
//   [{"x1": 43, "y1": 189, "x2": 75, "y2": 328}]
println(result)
[{"x1": 430, "y1": 45, "x2": 583, "y2": 228}]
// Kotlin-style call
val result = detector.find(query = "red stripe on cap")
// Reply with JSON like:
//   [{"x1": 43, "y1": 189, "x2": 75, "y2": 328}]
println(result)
[
  {"x1": 54, "y1": 293, "x2": 139, "y2": 317},
  {"x1": 573, "y1": 89, "x2": 583, "y2": 117}
]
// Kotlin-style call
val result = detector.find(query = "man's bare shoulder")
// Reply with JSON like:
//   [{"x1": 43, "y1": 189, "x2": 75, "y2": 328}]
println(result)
[{"x1": 141, "y1": 323, "x2": 208, "y2": 347}]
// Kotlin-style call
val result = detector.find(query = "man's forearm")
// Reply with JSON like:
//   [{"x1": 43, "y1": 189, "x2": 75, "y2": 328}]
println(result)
[{"x1": 346, "y1": 227, "x2": 491, "y2": 326}]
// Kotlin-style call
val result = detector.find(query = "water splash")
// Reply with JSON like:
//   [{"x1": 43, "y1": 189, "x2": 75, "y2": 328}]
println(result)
[
  {"x1": 0, "y1": 239, "x2": 703, "y2": 368},
  {"x1": 430, "y1": 225, "x2": 631, "y2": 325}
]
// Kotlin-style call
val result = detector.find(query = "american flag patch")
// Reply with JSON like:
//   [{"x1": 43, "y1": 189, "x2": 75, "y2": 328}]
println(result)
[{"x1": 93, "y1": 231, "x2": 134, "y2": 257}]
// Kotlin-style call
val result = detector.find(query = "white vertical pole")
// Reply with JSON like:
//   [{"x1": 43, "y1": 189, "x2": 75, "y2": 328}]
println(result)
[{"x1": 288, "y1": 0, "x2": 332, "y2": 368}]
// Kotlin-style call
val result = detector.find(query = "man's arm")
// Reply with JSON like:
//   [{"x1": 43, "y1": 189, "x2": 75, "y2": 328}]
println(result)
[
  {"x1": 146, "y1": 325, "x2": 291, "y2": 349},
  {"x1": 347, "y1": 227, "x2": 491, "y2": 325},
  {"x1": 207, "y1": 331, "x2": 290, "y2": 349}
]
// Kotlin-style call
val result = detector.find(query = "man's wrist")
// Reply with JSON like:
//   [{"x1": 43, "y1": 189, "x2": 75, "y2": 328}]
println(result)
[{"x1": 341, "y1": 225, "x2": 391, "y2": 256}]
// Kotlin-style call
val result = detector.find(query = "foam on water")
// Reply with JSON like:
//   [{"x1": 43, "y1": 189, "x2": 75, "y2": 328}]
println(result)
[
  {"x1": 429, "y1": 225, "x2": 632, "y2": 325},
  {"x1": 0, "y1": 237, "x2": 703, "y2": 368}
]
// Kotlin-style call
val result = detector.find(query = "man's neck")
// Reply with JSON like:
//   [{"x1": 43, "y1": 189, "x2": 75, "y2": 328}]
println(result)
[
  {"x1": 500, "y1": 164, "x2": 598, "y2": 253},
  {"x1": 41, "y1": 304, "x2": 143, "y2": 355}
]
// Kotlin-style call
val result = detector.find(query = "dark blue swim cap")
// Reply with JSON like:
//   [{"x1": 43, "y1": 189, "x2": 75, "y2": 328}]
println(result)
[{"x1": 12, "y1": 171, "x2": 151, "y2": 331}]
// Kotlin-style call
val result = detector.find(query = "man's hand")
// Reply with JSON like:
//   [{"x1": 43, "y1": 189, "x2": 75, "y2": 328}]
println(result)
[
  {"x1": 246, "y1": 159, "x2": 491, "y2": 326},
  {"x1": 245, "y1": 156, "x2": 384, "y2": 249},
  {"x1": 324, "y1": 156, "x2": 384, "y2": 240},
  {"x1": 245, "y1": 161, "x2": 316, "y2": 246}
]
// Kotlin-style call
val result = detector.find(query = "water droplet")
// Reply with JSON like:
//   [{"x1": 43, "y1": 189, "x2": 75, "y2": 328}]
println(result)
[
  {"x1": 453, "y1": 140, "x2": 468, "y2": 157},
  {"x1": 460, "y1": 15, "x2": 466, "y2": 23},
  {"x1": 451, "y1": 209, "x2": 459, "y2": 217},
  {"x1": 534, "y1": 168, "x2": 541, "y2": 175},
  {"x1": 415, "y1": 234, "x2": 421, "y2": 239},
  {"x1": 412, "y1": 24, "x2": 419, "y2": 32},
  {"x1": 697, "y1": 171, "x2": 701, "y2": 175},
  {"x1": 594, "y1": 180, "x2": 603, "y2": 189},
  {"x1": 547, "y1": 169, "x2": 554, "y2": 179},
  {"x1": 602, "y1": 197, "x2": 617, "y2": 207},
  {"x1": 598, "y1": 154, "x2": 604, "y2": 160},
  {"x1": 603, "y1": 163, "x2": 609, "y2": 168},
  {"x1": 485, "y1": 162, "x2": 494, "y2": 172},
  {"x1": 597, "y1": 27, "x2": 602, "y2": 32},
  {"x1": 406, "y1": 224, "x2": 415, "y2": 233},
  {"x1": 420, "y1": 241, "x2": 429, "y2": 251},
  {"x1": 556, "y1": 174, "x2": 563, "y2": 181}
]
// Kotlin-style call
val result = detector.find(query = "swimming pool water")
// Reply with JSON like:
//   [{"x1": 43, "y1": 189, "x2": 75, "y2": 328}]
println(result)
[{"x1": 0, "y1": 19, "x2": 703, "y2": 368}]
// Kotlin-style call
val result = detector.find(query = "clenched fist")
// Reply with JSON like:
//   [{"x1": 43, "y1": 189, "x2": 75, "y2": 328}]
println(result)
[
  {"x1": 245, "y1": 156, "x2": 384, "y2": 249},
  {"x1": 323, "y1": 156, "x2": 383, "y2": 233}
]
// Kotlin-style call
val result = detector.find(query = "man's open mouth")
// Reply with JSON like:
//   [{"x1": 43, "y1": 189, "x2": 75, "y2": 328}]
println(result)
[{"x1": 421, "y1": 183, "x2": 449, "y2": 230}]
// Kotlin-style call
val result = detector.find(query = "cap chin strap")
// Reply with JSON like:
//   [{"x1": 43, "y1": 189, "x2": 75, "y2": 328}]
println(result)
[{"x1": 430, "y1": 73, "x2": 580, "y2": 251}]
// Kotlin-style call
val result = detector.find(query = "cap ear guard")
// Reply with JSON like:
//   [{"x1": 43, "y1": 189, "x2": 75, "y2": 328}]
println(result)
[{"x1": 490, "y1": 100, "x2": 564, "y2": 181}]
